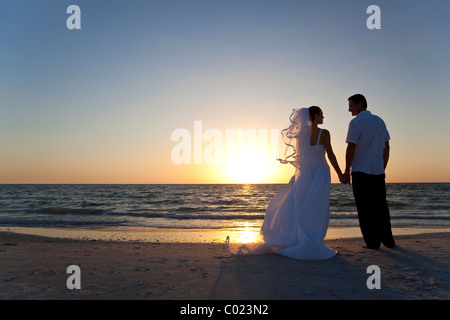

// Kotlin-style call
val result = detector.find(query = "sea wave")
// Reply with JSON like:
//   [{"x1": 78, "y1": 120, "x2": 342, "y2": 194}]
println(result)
[
  {"x1": 33, "y1": 206, "x2": 265, "y2": 220},
  {"x1": 31, "y1": 207, "x2": 450, "y2": 223},
  {"x1": 37, "y1": 207, "x2": 108, "y2": 215},
  {"x1": 164, "y1": 213, "x2": 265, "y2": 220}
]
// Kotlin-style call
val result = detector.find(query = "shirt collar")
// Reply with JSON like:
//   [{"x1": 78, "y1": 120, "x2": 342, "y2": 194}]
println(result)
[{"x1": 357, "y1": 110, "x2": 371, "y2": 117}]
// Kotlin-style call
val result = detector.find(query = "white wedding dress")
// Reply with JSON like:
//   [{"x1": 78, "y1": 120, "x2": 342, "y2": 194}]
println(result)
[
  {"x1": 225, "y1": 108, "x2": 337, "y2": 260},
  {"x1": 260, "y1": 108, "x2": 337, "y2": 260}
]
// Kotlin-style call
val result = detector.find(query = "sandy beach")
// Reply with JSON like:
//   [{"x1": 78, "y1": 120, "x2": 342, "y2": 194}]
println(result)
[{"x1": 1, "y1": 227, "x2": 449, "y2": 301}]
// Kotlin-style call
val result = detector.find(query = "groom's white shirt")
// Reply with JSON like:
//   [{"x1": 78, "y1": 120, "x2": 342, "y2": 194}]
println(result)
[{"x1": 346, "y1": 110, "x2": 390, "y2": 175}]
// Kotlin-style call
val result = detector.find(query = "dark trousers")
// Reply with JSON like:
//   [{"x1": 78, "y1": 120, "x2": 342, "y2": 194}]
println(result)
[{"x1": 352, "y1": 172, "x2": 395, "y2": 249}]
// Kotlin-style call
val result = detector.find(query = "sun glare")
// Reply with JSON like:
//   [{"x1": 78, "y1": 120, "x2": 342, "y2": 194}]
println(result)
[
  {"x1": 225, "y1": 150, "x2": 278, "y2": 184},
  {"x1": 232, "y1": 222, "x2": 263, "y2": 244}
]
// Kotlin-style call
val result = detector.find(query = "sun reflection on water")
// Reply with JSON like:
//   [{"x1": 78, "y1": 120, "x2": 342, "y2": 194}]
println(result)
[{"x1": 229, "y1": 222, "x2": 263, "y2": 244}]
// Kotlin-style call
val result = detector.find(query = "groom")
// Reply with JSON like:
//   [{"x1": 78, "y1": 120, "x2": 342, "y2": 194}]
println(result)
[{"x1": 342, "y1": 94, "x2": 395, "y2": 249}]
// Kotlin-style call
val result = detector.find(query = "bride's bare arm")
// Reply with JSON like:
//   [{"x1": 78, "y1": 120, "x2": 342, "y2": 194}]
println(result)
[{"x1": 323, "y1": 130, "x2": 343, "y2": 180}]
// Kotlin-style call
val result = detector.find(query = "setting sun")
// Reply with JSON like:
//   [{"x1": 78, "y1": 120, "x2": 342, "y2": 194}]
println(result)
[{"x1": 225, "y1": 150, "x2": 278, "y2": 184}]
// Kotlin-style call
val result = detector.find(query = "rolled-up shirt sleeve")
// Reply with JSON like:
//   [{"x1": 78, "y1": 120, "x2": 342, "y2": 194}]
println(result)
[
  {"x1": 382, "y1": 120, "x2": 391, "y2": 142},
  {"x1": 346, "y1": 120, "x2": 360, "y2": 144}
]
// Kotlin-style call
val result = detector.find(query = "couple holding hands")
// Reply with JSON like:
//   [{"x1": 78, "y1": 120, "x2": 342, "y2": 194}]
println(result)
[{"x1": 260, "y1": 94, "x2": 395, "y2": 260}]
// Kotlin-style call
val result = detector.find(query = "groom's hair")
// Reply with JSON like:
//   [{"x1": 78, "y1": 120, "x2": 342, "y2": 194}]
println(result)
[{"x1": 348, "y1": 94, "x2": 367, "y2": 109}]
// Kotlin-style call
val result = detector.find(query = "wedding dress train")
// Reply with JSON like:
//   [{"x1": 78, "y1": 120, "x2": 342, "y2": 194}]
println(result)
[{"x1": 260, "y1": 128, "x2": 337, "y2": 260}]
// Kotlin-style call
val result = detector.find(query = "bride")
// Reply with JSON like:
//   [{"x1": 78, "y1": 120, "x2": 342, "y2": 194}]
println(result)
[{"x1": 260, "y1": 107, "x2": 343, "y2": 260}]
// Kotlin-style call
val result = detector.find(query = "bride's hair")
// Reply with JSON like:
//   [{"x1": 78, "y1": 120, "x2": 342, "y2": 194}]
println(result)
[{"x1": 308, "y1": 106, "x2": 322, "y2": 123}]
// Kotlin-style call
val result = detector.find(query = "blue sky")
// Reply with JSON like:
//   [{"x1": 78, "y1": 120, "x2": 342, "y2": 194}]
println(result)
[{"x1": 1, "y1": 0, "x2": 449, "y2": 183}]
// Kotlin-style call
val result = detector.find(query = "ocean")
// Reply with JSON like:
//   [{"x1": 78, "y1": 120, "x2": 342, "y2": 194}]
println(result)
[{"x1": 0, "y1": 183, "x2": 449, "y2": 230}]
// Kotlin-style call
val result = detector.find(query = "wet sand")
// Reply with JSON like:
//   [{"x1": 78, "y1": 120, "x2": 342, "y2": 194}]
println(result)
[{"x1": 1, "y1": 227, "x2": 449, "y2": 300}]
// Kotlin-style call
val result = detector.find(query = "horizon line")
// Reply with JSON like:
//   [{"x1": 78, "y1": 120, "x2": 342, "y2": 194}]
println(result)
[{"x1": 1, "y1": 182, "x2": 449, "y2": 185}]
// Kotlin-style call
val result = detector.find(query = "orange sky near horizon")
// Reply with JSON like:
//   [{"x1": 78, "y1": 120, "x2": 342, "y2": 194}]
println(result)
[{"x1": 2, "y1": 131, "x2": 450, "y2": 184}]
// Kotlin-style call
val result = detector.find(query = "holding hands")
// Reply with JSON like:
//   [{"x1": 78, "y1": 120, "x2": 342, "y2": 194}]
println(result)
[{"x1": 339, "y1": 171, "x2": 351, "y2": 185}]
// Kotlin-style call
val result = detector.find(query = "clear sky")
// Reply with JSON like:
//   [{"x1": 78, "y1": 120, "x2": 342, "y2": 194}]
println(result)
[{"x1": 1, "y1": 0, "x2": 450, "y2": 184}]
